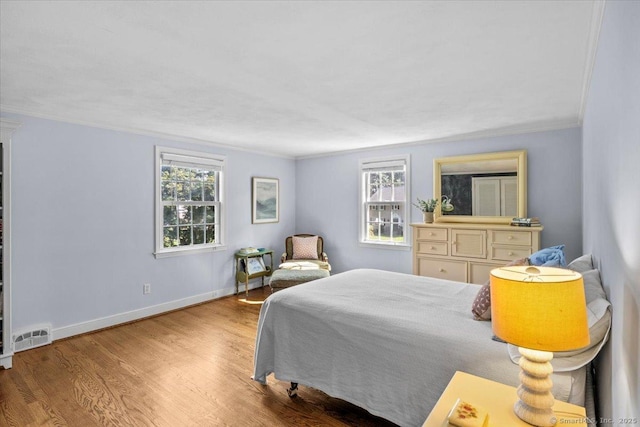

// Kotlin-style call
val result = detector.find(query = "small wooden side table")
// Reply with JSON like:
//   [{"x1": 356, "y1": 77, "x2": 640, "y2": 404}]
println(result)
[
  {"x1": 234, "y1": 249, "x2": 273, "y2": 298},
  {"x1": 423, "y1": 371, "x2": 587, "y2": 427}
]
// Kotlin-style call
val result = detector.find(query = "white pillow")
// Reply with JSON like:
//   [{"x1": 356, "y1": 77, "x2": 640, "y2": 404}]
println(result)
[
  {"x1": 567, "y1": 254, "x2": 594, "y2": 273},
  {"x1": 508, "y1": 266, "x2": 611, "y2": 372},
  {"x1": 554, "y1": 269, "x2": 611, "y2": 357}
]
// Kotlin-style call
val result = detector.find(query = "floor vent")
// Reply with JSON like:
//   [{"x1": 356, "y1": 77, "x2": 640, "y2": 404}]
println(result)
[{"x1": 13, "y1": 325, "x2": 52, "y2": 352}]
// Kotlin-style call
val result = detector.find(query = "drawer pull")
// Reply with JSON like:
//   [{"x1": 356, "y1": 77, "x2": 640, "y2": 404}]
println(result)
[
  {"x1": 439, "y1": 268, "x2": 445, "y2": 272},
  {"x1": 431, "y1": 246, "x2": 436, "y2": 250},
  {"x1": 508, "y1": 235, "x2": 514, "y2": 240},
  {"x1": 429, "y1": 232, "x2": 435, "y2": 236},
  {"x1": 509, "y1": 252, "x2": 515, "y2": 256}
]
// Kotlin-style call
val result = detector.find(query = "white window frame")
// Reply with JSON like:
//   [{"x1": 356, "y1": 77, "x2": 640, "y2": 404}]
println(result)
[
  {"x1": 359, "y1": 155, "x2": 411, "y2": 249},
  {"x1": 154, "y1": 146, "x2": 226, "y2": 258}
]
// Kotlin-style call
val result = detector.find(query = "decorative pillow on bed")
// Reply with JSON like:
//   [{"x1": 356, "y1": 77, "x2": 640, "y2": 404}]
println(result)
[
  {"x1": 292, "y1": 235, "x2": 319, "y2": 260},
  {"x1": 528, "y1": 244, "x2": 566, "y2": 267},
  {"x1": 471, "y1": 257, "x2": 530, "y2": 321}
]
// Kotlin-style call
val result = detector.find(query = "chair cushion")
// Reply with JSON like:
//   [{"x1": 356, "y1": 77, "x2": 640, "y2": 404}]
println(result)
[
  {"x1": 292, "y1": 235, "x2": 319, "y2": 260},
  {"x1": 269, "y1": 268, "x2": 330, "y2": 290},
  {"x1": 280, "y1": 260, "x2": 330, "y2": 270}
]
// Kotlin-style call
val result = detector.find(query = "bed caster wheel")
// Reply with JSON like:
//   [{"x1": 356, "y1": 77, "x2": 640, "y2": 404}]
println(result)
[{"x1": 287, "y1": 382, "x2": 298, "y2": 398}]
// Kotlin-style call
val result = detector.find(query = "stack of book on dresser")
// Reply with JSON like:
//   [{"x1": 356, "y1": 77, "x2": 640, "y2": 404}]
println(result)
[{"x1": 510, "y1": 217, "x2": 540, "y2": 227}]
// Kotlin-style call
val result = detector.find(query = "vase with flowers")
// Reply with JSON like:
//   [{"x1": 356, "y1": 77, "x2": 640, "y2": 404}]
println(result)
[{"x1": 413, "y1": 197, "x2": 438, "y2": 223}]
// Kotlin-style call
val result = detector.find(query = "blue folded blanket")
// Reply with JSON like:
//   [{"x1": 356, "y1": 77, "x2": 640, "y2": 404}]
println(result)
[{"x1": 529, "y1": 244, "x2": 566, "y2": 266}]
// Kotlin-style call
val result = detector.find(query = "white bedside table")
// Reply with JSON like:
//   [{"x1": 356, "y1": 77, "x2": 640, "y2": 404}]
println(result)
[{"x1": 422, "y1": 371, "x2": 588, "y2": 427}]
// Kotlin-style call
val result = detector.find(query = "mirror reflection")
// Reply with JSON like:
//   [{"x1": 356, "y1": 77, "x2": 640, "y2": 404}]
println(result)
[
  {"x1": 434, "y1": 150, "x2": 527, "y2": 223},
  {"x1": 440, "y1": 158, "x2": 518, "y2": 216}
]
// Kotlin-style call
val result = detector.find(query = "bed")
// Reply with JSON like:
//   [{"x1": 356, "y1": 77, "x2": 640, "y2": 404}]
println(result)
[{"x1": 253, "y1": 268, "x2": 608, "y2": 426}]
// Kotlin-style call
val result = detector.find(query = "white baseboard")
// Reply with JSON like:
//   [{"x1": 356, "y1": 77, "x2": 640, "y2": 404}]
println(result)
[
  {"x1": 52, "y1": 282, "x2": 266, "y2": 341},
  {"x1": 0, "y1": 352, "x2": 14, "y2": 369}
]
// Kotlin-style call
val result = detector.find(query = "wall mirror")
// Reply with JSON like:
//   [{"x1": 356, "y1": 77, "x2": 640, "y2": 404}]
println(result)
[{"x1": 433, "y1": 150, "x2": 527, "y2": 224}]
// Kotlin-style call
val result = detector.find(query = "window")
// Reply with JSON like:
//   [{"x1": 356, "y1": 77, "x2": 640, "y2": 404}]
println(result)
[
  {"x1": 360, "y1": 155, "x2": 410, "y2": 247},
  {"x1": 155, "y1": 147, "x2": 225, "y2": 257}
]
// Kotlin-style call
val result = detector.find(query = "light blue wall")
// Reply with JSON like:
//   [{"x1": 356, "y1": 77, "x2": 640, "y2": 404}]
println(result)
[
  {"x1": 582, "y1": 1, "x2": 640, "y2": 421},
  {"x1": 295, "y1": 127, "x2": 583, "y2": 274},
  {"x1": 4, "y1": 113, "x2": 296, "y2": 335},
  {"x1": 3, "y1": 116, "x2": 583, "y2": 355}
]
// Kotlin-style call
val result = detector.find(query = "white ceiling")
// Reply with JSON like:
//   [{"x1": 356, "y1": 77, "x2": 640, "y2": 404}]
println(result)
[{"x1": 0, "y1": 1, "x2": 602, "y2": 158}]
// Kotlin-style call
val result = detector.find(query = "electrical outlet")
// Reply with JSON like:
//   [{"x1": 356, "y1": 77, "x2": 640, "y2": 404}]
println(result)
[{"x1": 143, "y1": 283, "x2": 151, "y2": 294}]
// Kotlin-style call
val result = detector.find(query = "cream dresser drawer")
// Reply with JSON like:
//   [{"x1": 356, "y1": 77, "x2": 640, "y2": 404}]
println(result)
[
  {"x1": 417, "y1": 241, "x2": 448, "y2": 256},
  {"x1": 417, "y1": 258, "x2": 467, "y2": 282},
  {"x1": 411, "y1": 223, "x2": 542, "y2": 284},
  {"x1": 491, "y1": 246, "x2": 532, "y2": 262},
  {"x1": 491, "y1": 230, "x2": 532, "y2": 246},
  {"x1": 417, "y1": 227, "x2": 448, "y2": 241},
  {"x1": 469, "y1": 263, "x2": 496, "y2": 285}
]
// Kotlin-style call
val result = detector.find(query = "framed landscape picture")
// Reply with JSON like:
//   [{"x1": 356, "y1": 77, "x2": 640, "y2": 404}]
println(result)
[{"x1": 252, "y1": 177, "x2": 279, "y2": 224}]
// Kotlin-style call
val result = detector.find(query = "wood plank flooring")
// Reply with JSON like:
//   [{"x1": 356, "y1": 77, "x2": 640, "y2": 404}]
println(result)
[{"x1": 0, "y1": 287, "x2": 398, "y2": 427}]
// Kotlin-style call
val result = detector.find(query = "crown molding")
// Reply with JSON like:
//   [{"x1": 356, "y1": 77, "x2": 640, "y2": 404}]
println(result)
[
  {"x1": 295, "y1": 118, "x2": 582, "y2": 160},
  {"x1": 2, "y1": 105, "x2": 580, "y2": 161},
  {"x1": 0, "y1": 105, "x2": 295, "y2": 160},
  {"x1": 0, "y1": 117, "x2": 22, "y2": 134}
]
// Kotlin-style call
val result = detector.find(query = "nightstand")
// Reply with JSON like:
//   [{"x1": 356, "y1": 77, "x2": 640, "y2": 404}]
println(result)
[
  {"x1": 423, "y1": 371, "x2": 587, "y2": 427},
  {"x1": 234, "y1": 249, "x2": 273, "y2": 298}
]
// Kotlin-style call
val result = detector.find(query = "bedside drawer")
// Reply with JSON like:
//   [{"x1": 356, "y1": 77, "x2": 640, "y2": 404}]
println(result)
[
  {"x1": 416, "y1": 227, "x2": 448, "y2": 241},
  {"x1": 491, "y1": 246, "x2": 532, "y2": 261},
  {"x1": 491, "y1": 230, "x2": 532, "y2": 246},
  {"x1": 417, "y1": 241, "x2": 448, "y2": 256},
  {"x1": 417, "y1": 258, "x2": 467, "y2": 282}
]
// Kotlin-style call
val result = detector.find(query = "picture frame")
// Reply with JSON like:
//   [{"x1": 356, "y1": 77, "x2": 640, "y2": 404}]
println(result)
[
  {"x1": 245, "y1": 257, "x2": 266, "y2": 275},
  {"x1": 252, "y1": 177, "x2": 279, "y2": 224}
]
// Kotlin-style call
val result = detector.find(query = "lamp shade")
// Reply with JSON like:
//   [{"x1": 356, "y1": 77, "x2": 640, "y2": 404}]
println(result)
[{"x1": 490, "y1": 266, "x2": 589, "y2": 352}]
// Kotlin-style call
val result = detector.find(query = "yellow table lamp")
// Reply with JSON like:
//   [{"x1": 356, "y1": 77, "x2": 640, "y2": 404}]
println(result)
[{"x1": 490, "y1": 266, "x2": 589, "y2": 427}]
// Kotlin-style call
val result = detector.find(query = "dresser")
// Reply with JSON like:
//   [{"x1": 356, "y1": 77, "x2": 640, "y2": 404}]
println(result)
[{"x1": 411, "y1": 223, "x2": 543, "y2": 284}]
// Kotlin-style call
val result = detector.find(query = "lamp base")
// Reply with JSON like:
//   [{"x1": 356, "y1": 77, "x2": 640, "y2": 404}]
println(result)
[{"x1": 514, "y1": 347, "x2": 557, "y2": 427}]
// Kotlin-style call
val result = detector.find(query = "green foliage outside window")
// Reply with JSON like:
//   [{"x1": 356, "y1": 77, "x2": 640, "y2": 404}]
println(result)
[{"x1": 161, "y1": 165, "x2": 218, "y2": 248}]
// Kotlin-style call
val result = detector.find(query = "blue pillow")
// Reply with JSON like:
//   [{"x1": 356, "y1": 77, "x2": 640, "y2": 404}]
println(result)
[{"x1": 529, "y1": 244, "x2": 566, "y2": 267}]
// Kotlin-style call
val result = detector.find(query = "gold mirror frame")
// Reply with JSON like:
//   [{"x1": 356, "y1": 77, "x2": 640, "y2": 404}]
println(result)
[{"x1": 433, "y1": 150, "x2": 527, "y2": 224}]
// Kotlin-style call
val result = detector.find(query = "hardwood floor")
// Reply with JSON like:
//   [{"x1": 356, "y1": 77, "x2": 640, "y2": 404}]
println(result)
[{"x1": 0, "y1": 287, "x2": 398, "y2": 426}]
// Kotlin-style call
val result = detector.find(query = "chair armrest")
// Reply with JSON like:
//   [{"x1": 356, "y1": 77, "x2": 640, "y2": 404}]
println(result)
[
  {"x1": 321, "y1": 252, "x2": 329, "y2": 263},
  {"x1": 281, "y1": 253, "x2": 288, "y2": 264}
]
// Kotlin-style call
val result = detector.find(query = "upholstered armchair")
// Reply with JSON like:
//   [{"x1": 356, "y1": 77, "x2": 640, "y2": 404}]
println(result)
[{"x1": 280, "y1": 234, "x2": 330, "y2": 271}]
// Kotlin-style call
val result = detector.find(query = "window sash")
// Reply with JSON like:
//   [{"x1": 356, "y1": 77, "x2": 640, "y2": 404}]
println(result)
[
  {"x1": 162, "y1": 201, "x2": 220, "y2": 248},
  {"x1": 364, "y1": 169, "x2": 406, "y2": 203},
  {"x1": 364, "y1": 202, "x2": 406, "y2": 243}
]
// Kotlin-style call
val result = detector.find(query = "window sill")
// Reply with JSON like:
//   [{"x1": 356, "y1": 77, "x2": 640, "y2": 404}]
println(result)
[
  {"x1": 358, "y1": 241, "x2": 411, "y2": 251},
  {"x1": 154, "y1": 244, "x2": 227, "y2": 259}
]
